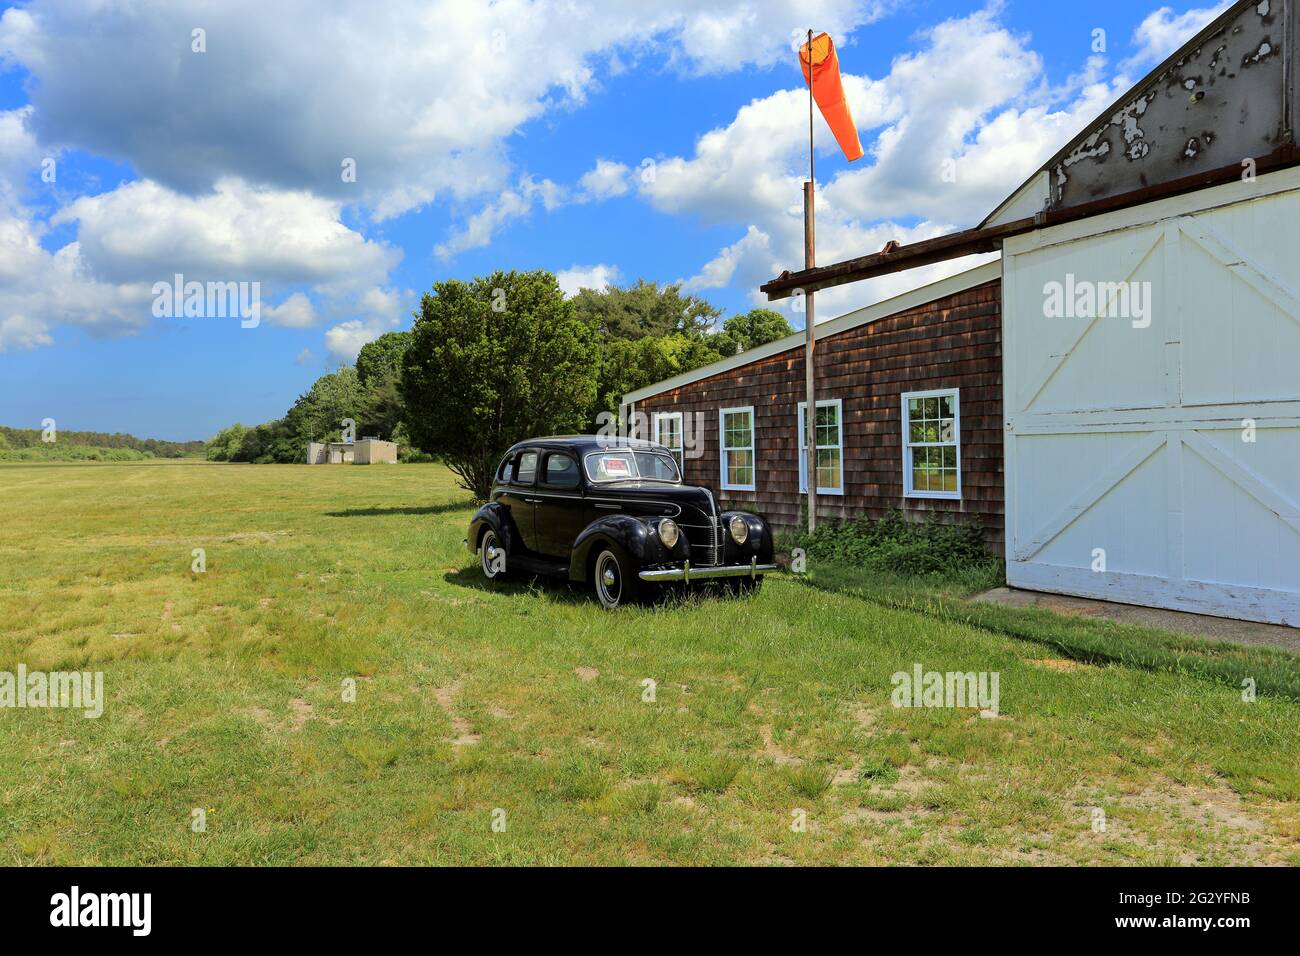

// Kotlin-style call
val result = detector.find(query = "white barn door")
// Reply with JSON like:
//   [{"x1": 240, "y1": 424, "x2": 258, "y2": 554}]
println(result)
[{"x1": 1003, "y1": 174, "x2": 1300, "y2": 625}]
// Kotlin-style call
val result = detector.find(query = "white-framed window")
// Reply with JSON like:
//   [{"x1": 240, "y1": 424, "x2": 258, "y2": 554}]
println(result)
[
  {"x1": 902, "y1": 389, "x2": 960, "y2": 499},
  {"x1": 797, "y1": 398, "x2": 844, "y2": 495},
  {"x1": 652, "y1": 411, "x2": 684, "y2": 469},
  {"x1": 719, "y1": 406, "x2": 755, "y2": 491}
]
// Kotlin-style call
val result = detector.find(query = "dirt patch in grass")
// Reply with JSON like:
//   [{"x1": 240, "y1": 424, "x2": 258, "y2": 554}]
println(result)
[
  {"x1": 243, "y1": 706, "x2": 278, "y2": 731},
  {"x1": 880, "y1": 764, "x2": 932, "y2": 799},
  {"x1": 1071, "y1": 778, "x2": 1292, "y2": 864},
  {"x1": 222, "y1": 530, "x2": 291, "y2": 543},
  {"x1": 573, "y1": 666, "x2": 599, "y2": 682},
  {"x1": 846, "y1": 702, "x2": 882, "y2": 739},
  {"x1": 287, "y1": 698, "x2": 314, "y2": 731},
  {"x1": 840, "y1": 805, "x2": 922, "y2": 826},
  {"x1": 433, "y1": 682, "x2": 481, "y2": 747},
  {"x1": 758, "y1": 724, "x2": 803, "y2": 766},
  {"x1": 1026, "y1": 657, "x2": 1095, "y2": 672},
  {"x1": 832, "y1": 764, "x2": 862, "y2": 786},
  {"x1": 243, "y1": 698, "x2": 322, "y2": 734}
]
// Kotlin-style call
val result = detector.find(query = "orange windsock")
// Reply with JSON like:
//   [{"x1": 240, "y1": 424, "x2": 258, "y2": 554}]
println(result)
[{"x1": 799, "y1": 32, "x2": 863, "y2": 162}]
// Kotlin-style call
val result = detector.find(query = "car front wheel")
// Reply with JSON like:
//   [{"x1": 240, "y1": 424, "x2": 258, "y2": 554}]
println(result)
[
  {"x1": 480, "y1": 528, "x2": 507, "y2": 581},
  {"x1": 593, "y1": 547, "x2": 638, "y2": 609}
]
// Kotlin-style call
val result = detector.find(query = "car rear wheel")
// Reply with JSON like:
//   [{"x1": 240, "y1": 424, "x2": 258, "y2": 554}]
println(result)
[
  {"x1": 479, "y1": 529, "x2": 507, "y2": 581},
  {"x1": 593, "y1": 547, "x2": 638, "y2": 610}
]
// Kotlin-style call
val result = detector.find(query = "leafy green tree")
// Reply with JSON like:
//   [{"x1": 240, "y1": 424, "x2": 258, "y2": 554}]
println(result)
[
  {"x1": 284, "y1": 366, "x2": 364, "y2": 447},
  {"x1": 571, "y1": 279, "x2": 721, "y2": 340},
  {"x1": 357, "y1": 375, "x2": 405, "y2": 440},
  {"x1": 594, "y1": 333, "x2": 724, "y2": 419},
  {"x1": 233, "y1": 419, "x2": 302, "y2": 463},
  {"x1": 354, "y1": 331, "x2": 411, "y2": 439},
  {"x1": 714, "y1": 308, "x2": 794, "y2": 355},
  {"x1": 206, "y1": 423, "x2": 248, "y2": 461},
  {"x1": 400, "y1": 270, "x2": 598, "y2": 499},
  {"x1": 355, "y1": 331, "x2": 412, "y2": 388}
]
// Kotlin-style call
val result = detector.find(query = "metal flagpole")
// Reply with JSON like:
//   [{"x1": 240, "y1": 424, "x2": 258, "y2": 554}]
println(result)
[{"x1": 803, "y1": 29, "x2": 818, "y2": 534}]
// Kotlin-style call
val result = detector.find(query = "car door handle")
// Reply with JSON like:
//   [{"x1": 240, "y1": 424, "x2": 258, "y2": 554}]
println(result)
[
  {"x1": 525, "y1": 497, "x2": 543, "y2": 503},
  {"x1": 595, "y1": 503, "x2": 620, "y2": 509}
]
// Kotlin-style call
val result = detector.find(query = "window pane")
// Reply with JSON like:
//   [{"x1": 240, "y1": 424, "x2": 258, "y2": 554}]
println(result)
[
  {"x1": 543, "y1": 453, "x2": 579, "y2": 488},
  {"x1": 817, "y1": 448, "x2": 841, "y2": 489},
  {"x1": 724, "y1": 411, "x2": 752, "y2": 450},
  {"x1": 586, "y1": 452, "x2": 635, "y2": 481},
  {"x1": 816, "y1": 405, "x2": 838, "y2": 446},
  {"x1": 516, "y1": 451, "x2": 538, "y2": 483},
  {"x1": 657, "y1": 415, "x2": 682, "y2": 450},
  {"x1": 728, "y1": 449, "x2": 754, "y2": 486},
  {"x1": 904, "y1": 392, "x2": 960, "y2": 495}
]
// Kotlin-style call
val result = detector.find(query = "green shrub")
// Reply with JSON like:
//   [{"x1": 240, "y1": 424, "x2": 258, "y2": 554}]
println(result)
[
  {"x1": 0, "y1": 444, "x2": 153, "y2": 462},
  {"x1": 685, "y1": 755, "x2": 744, "y2": 794},
  {"x1": 780, "y1": 764, "x2": 833, "y2": 800},
  {"x1": 796, "y1": 510, "x2": 992, "y2": 578}
]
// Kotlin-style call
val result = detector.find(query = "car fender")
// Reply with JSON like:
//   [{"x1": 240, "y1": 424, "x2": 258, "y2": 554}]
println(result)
[
  {"x1": 467, "y1": 502, "x2": 515, "y2": 557},
  {"x1": 719, "y1": 510, "x2": 775, "y2": 565},
  {"x1": 569, "y1": 515, "x2": 658, "y2": 582}
]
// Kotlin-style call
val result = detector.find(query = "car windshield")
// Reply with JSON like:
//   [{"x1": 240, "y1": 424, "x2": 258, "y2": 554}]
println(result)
[{"x1": 584, "y1": 450, "x2": 681, "y2": 483}]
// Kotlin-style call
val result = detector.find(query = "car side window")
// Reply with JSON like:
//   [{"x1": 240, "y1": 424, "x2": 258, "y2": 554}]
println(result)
[
  {"x1": 514, "y1": 450, "x2": 538, "y2": 485},
  {"x1": 496, "y1": 454, "x2": 514, "y2": 482},
  {"x1": 541, "y1": 452, "x2": 580, "y2": 490}
]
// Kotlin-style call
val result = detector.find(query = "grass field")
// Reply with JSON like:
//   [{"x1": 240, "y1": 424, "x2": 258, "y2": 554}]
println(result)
[{"x1": 2, "y1": 460, "x2": 1298, "y2": 865}]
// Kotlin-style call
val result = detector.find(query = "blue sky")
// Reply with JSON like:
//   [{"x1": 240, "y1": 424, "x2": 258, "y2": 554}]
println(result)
[{"x1": 0, "y1": 0, "x2": 1230, "y2": 440}]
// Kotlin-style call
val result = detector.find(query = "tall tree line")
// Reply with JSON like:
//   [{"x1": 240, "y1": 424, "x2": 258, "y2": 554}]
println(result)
[{"x1": 207, "y1": 271, "x2": 793, "y2": 490}]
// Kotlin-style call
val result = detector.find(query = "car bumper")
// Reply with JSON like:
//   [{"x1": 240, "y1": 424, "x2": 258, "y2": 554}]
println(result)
[{"x1": 638, "y1": 558, "x2": 777, "y2": 583}]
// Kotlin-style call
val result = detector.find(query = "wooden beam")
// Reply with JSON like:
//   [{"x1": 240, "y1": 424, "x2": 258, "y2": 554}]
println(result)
[{"x1": 760, "y1": 146, "x2": 1300, "y2": 300}]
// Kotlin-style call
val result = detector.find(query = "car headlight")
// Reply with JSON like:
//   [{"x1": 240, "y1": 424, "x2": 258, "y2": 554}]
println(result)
[
  {"x1": 729, "y1": 515, "x2": 749, "y2": 545},
  {"x1": 658, "y1": 518, "x2": 680, "y2": 549}
]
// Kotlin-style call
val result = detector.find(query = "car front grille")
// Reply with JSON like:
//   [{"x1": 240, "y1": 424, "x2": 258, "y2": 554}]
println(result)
[{"x1": 680, "y1": 521, "x2": 724, "y2": 567}]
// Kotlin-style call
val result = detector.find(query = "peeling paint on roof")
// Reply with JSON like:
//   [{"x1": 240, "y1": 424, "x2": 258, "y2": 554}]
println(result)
[{"x1": 1037, "y1": 0, "x2": 1291, "y2": 211}]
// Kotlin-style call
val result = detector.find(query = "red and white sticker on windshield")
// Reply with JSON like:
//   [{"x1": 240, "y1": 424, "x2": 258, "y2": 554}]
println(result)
[{"x1": 602, "y1": 456, "x2": 631, "y2": 477}]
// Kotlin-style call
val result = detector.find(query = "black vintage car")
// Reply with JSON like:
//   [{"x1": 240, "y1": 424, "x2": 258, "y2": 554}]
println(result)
[{"x1": 464, "y1": 436, "x2": 777, "y2": 608}]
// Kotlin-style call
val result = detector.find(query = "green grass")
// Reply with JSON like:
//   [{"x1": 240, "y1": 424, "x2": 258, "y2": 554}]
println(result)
[
  {"x1": 808, "y1": 565, "x2": 1300, "y2": 701},
  {"x1": 1, "y1": 459, "x2": 1298, "y2": 865}
]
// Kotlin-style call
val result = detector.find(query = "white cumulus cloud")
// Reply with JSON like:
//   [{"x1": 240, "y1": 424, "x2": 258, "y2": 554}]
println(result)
[
  {"x1": 578, "y1": 160, "x2": 631, "y2": 200},
  {"x1": 1120, "y1": 2, "x2": 1232, "y2": 73},
  {"x1": 0, "y1": 0, "x2": 890, "y2": 221},
  {"x1": 324, "y1": 318, "x2": 394, "y2": 364},
  {"x1": 640, "y1": 5, "x2": 1145, "y2": 317},
  {"x1": 264, "y1": 293, "x2": 318, "y2": 329},
  {"x1": 556, "y1": 264, "x2": 622, "y2": 297}
]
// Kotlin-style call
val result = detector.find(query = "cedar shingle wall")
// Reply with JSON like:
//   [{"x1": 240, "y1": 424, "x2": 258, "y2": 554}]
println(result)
[{"x1": 635, "y1": 279, "x2": 1004, "y2": 550}]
